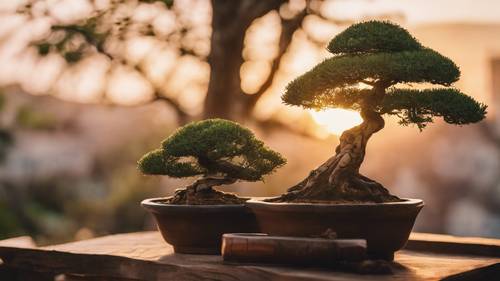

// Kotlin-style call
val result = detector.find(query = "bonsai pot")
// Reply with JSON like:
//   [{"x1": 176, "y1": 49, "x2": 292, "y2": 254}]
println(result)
[
  {"x1": 141, "y1": 197, "x2": 258, "y2": 255},
  {"x1": 246, "y1": 198, "x2": 423, "y2": 261}
]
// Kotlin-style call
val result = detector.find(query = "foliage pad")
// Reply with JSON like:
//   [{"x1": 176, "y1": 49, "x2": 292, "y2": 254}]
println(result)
[
  {"x1": 382, "y1": 88, "x2": 487, "y2": 129},
  {"x1": 328, "y1": 21, "x2": 422, "y2": 54},
  {"x1": 282, "y1": 20, "x2": 486, "y2": 129},
  {"x1": 138, "y1": 119, "x2": 286, "y2": 181}
]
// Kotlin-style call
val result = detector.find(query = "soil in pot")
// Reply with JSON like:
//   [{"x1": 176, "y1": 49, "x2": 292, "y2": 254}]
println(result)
[{"x1": 165, "y1": 187, "x2": 246, "y2": 205}]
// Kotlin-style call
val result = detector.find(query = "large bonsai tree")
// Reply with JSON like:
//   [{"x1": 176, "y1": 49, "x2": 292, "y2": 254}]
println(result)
[
  {"x1": 138, "y1": 119, "x2": 286, "y2": 204},
  {"x1": 277, "y1": 21, "x2": 487, "y2": 203}
]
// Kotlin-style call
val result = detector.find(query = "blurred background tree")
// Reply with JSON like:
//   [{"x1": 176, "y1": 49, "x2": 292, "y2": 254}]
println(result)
[
  {"x1": 1, "y1": 0, "x2": 354, "y2": 243},
  {"x1": 15, "y1": 0, "x2": 352, "y2": 126}
]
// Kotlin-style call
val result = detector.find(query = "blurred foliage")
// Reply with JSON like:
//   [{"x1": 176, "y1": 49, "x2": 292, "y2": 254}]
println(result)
[
  {"x1": 16, "y1": 106, "x2": 59, "y2": 130},
  {"x1": 0, "y1": 91, "x2": 5, "y2": 110},
  {"x1": 15, "y1": 106, "x2": 59, "y2": 130},
  {"x1": 0, "y1": 202, "x2": 23, "y2": 239},
  {"x1": 29, "y1": 0, "x2": 201, "y2": 65},
  {"x1": 0, "y1": 93, "x2": 169, "y2": 242},
  {"x1": 0, "y1": 130, "x2": 13, "y2": 162},
  {"x1": 0, "y1": 91, "x2": 13, "y2": 162},
  {"x1": 0, "y1": 140, "x2": 165, "y2": 244},
  {"x1": 17, "y1": 0, "x2": 346, "y2": 123}
]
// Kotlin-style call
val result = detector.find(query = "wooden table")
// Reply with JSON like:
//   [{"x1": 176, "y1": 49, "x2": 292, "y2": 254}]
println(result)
[{"x1": 0, "y1": 231, "x2": 499, "y2": 281}]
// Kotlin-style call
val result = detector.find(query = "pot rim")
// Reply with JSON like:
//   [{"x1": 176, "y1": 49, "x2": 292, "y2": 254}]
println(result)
[
  {"x1": 246, "y1": 197, "x2": 424, "y2": 210},
  {"x1": 141, "y1": 197, "x2": 247, "y2": 211}
]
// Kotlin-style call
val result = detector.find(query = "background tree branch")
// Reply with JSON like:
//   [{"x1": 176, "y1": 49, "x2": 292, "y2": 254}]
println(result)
[{"x1": 241, "y1": 9, "x2": 308, "y2": 119}]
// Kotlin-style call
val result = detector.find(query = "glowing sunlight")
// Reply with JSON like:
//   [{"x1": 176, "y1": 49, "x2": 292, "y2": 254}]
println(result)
[{"x1": 310, "y1": 109, "x2": 363, "y2": 136}]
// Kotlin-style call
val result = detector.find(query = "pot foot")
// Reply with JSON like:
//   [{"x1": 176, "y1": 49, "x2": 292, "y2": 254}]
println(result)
[{"x1": 174, "y1": 246, "x2": 220, "y2": 255}]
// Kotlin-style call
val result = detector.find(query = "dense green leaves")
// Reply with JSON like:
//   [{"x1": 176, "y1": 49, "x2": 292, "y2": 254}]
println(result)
[
  {"x1": 283, "y1": 48, "x2": 460, "y2": 107},
  {"x1": 138, "y1": 119, "x2": 286, "y2": 181},
  {"x1": 286, "y1": 87, "x2": 367, "y2": 110},
  {"x1": 138, "y1": 149, "x2": 169, "y2": 175},
  {"x1": 282, "y1": 20, "x2": 487, "y2": 131},
  {"x1": 163, "y1": 119, "x2": 256, "y2": 160},
  {"x1": 381, "y1": 88, "x2": 487, "y2": 129},
  {"x1": 138, "y1": 149, "x2": 205, "y2": 176},
  {"x1": 328, "y1": 21, "x2": 422, "y2": 54}
]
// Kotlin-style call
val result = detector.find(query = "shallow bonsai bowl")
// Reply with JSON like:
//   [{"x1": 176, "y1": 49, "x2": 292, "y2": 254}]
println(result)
[
  {"x1": 246, "y1": 198, "x2": 423, "y2": 260},
  {"x1": 142, "y1": 197, "x2": 258, "y2": 254}
]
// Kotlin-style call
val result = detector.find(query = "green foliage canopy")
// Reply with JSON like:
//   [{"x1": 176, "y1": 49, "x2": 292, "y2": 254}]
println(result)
[
  {"x1": 327, "y1": 21, "x2": 422, "y2": 54},
  {"x1": 283, "y1": 21, "x2": 487, "y2": 129},
  {"x1": 138, "y1": 119, "x2": 286, "y2": 181}
]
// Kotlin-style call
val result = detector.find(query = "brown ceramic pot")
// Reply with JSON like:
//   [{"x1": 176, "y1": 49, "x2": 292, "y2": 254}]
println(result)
[
  {"x1": 246, "y1": 198, "x2": 423, "y2": 261},
  {"x1": 141, "y1": 197, "x2": 258, "y2": 255}
]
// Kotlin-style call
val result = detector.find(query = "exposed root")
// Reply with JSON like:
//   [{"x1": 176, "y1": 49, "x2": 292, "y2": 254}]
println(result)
[
  {"x1": 270, "y1": 174, "x2": 400, "y2": 203},
  {"x1": 164, "y1": 188, "x2": 247, "y2": 205},
  {"x1": 163, "y1": 176, "x2": 247, "y2": 205},
  {"x1": 159, "y1": 176, "x2": 246, "y2": 205}
]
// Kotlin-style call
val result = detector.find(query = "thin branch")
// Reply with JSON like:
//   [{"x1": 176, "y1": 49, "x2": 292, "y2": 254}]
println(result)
[
  {"x1": 98, "y1": 92, "x2": 190, "y2": 124},
  {"x1": 190, "y1": 176, "x2": 237, "y2": 191},
  {"x1": 256, "y1": 117, "x2": 317, "y2": 138},
  {"x1": 51, "y1": 24, "x2": 113, "y2": 59},
  {"x1": 179, "y1": 47, "x2": 199, "y2": 58},
  {"x1": 134, "y1": 64, "x2": 191, "y2": 123},
  {"x1": 241, "y1": 9, "x2": 307, "y2": 117},
  {"x1": 97, "y1": 61, "x2": 191, "y2": 123},
  {"x1": 134, "y1": 58, "x2": 192, "y2": 122},
  {"x1": 153, "y1": 94, "x2": 190, "y2": 122}
]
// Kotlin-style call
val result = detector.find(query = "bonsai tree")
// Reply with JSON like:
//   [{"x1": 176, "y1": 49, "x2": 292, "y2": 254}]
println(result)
[
  {"x1": 138, "y1": 119, "x2": 286, "y2": 204},
  {"x1": 277, "y1": 21, "x2": 487, "y2": 203}
]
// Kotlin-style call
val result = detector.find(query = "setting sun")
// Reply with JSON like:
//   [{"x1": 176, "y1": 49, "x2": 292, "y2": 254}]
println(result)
[{"x1": 310, "y1": 109, "x2": 363, "y2": 136}]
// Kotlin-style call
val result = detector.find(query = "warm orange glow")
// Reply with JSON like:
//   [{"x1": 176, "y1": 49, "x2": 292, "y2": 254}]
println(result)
[{"x1": 310, "y1": 109, "x2": 363, "y2": 136}]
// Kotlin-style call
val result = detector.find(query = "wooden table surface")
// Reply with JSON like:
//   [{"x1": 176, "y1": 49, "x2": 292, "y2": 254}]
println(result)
[{"x1": 0, "y1": 231, "x2": 499, "y2": 281}]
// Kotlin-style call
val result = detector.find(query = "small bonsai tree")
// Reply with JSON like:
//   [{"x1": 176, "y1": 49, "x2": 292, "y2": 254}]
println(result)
[
  {"x1": 277, "y1": 21, "x2": 487, "y2": 203},
  {"x1": 138, "y1": 119, "x2": 286, "y2": 204}
]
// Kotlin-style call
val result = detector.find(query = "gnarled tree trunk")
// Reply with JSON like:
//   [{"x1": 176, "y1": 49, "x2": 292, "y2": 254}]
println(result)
[
  {"x1": 278, "y1": 108, "x2": 400, "y2": 203},
  {"x1": 169, "y1": 176, "x2": 245, "y2": 205}
]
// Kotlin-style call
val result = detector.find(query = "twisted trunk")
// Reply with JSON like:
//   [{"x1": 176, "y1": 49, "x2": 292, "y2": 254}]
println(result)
[
  {"x1": 168, "y1": 176, "x2": 245, "y2": 205},
  {"x1": 276, "y1": 108, "x2": 400, "y2": 203}
]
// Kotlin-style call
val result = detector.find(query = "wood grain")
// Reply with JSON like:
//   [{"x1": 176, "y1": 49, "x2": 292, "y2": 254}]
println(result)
[
  {"x1": 0, "y1": 232, "x2": 499, "y2": 281},
  {"x1": 0, "y1": 236, "x2": 35, "y2": 248},
  {"x1": 406, "y1": 232, "x2": 500, "y2": 257}
]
